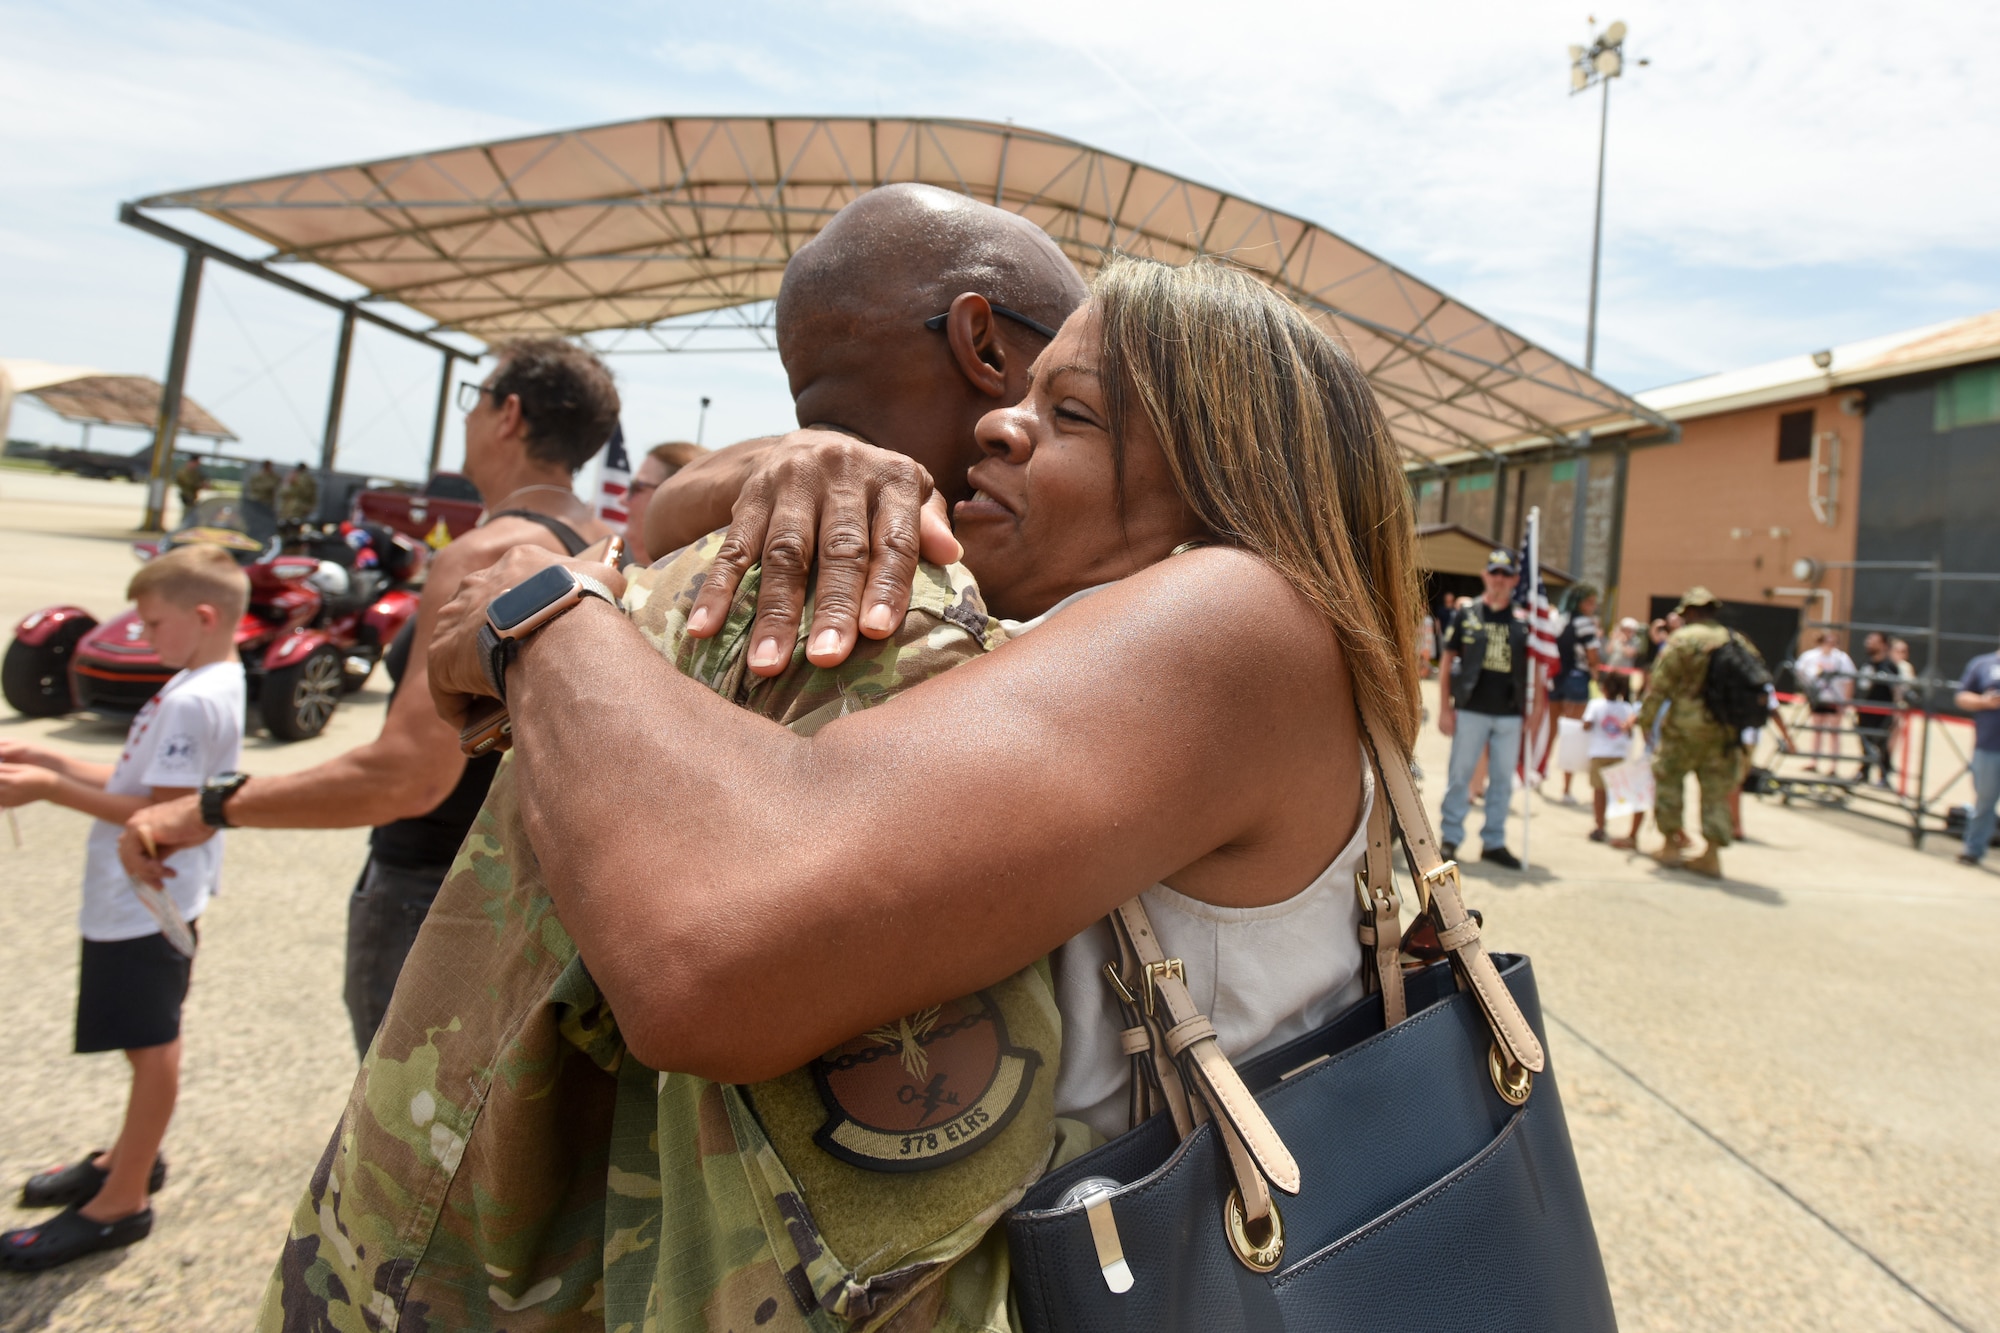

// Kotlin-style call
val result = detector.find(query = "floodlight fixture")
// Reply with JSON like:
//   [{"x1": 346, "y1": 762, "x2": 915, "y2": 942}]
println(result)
[
  {"x1": 1568, "y1": 18, "x2": 1632, "y2": 100},
  {"x1": 1566, "y1": 18, "x2": 1647, "y2": 374}
]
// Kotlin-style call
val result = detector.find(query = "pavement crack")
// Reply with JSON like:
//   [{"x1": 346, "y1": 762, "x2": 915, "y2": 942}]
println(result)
[{"x1": 1544, "y1": 1008, "x2": 1980, "y2": 1333}]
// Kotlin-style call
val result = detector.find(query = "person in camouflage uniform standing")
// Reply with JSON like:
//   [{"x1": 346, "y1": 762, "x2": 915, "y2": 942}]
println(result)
[
  {"x1": 244, "y1": 459, "x2": 281, "y2": 509},
  {"x1": 278, "y1": 463, "x2": 318, "y2": 523},
  {"x1": 1637, "y1": 586, "x2": 1753, "y2": 878},
  {"x1": 173, "y1": 454, "x2": 205, "y2": 514}
]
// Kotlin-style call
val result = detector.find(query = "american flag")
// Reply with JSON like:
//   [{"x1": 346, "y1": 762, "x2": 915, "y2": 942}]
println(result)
[
  {"x1": 1515, "y1": 508, "x2": 1564, "y2": 783},
  {"x1": 595, "y1": 423, "x2": 631, "y2": 526}
]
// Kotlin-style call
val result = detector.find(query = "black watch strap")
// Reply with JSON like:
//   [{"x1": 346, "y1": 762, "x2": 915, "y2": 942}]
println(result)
[
  {"x1": 200, "y1": 772, "x2": 250, "y2": 828},
  {"x1": 478, "y1": 623, "x2": 518, "y2": 704}
]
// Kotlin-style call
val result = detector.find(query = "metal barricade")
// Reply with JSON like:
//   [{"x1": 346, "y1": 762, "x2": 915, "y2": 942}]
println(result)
[{"x1": 1753, "y1": 562, "x2": 1999, "y2": 848}]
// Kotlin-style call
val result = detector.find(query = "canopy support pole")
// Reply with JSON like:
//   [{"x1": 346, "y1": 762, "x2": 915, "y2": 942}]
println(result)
[
  {"x1": 427, "y1": 351, "x2": 456, "y2": 478},
  {"x1": 322, "y1": 308, "x2": 355, "y2": 471},
  {"x1": 142, "y1": 250, "x2": 204, "y2": 532}
]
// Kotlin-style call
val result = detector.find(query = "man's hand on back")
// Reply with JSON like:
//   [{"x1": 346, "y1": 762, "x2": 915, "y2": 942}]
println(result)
[{"x1": 682, "y1": 429, "x2": 962, "y2": 678}]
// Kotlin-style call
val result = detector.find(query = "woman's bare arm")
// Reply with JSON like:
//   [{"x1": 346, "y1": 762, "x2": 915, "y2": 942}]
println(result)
[{"x1": 456, "y1": 545, "x2": 1354, "y2": 1082}]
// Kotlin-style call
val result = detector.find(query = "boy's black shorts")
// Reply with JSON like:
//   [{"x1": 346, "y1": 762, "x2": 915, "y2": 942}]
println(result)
[{"x1": 74, "y1": 925, "x2": 199, "y2": 1054}]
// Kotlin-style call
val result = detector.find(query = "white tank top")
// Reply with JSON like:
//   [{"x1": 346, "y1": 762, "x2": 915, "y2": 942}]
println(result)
[
  {"x1": 1049, "y1": 771, "x2": 1371, "y2": 1141},
  {"x1": 1000, "y1": 582, "x2": 1369, "y2": 1144}
]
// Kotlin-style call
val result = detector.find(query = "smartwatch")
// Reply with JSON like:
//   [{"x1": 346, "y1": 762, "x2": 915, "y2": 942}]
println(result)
[
  {"x1": 477, "y1": 563, "x2": 621, "y2": 701},
  {"x1": 200, "y1": 771, "x2": 251, "y2": 828}
]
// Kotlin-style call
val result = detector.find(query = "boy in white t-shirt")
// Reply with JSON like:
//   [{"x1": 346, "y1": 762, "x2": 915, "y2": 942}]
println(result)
[
  {"x1": 0, "y1": 544, "x2": 247, "y2": 1270},
  {"x1": 1583, "y1": 670, "x2": 1643, "y2": 848}
]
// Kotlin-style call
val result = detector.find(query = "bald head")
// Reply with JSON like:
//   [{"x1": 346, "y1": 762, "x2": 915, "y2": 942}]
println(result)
[
  {"x1": 779, "y1": 184, "x2": 1086, "y2": 343},
  {"x1": 773, "y1": 184, "x2": 1087, "y2": 502}
]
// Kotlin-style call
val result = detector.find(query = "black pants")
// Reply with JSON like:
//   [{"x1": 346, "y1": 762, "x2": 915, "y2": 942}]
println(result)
[
  {"x1": 1857, "y1": 718, "x2": 1894, "y2": 783},
  {"x1": 343, "y1": 856, "x2": 451, "y2": 1056}
]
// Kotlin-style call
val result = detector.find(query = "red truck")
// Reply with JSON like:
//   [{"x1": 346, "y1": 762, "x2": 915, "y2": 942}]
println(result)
[{"x1": 351, "y1": 472, "x2": 485, "y2": 546}]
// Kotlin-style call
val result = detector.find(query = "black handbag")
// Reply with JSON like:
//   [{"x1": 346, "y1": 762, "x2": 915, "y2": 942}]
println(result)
[{"x1": 1005, "y1": 708, "x2": 1616, "y2": 1331}]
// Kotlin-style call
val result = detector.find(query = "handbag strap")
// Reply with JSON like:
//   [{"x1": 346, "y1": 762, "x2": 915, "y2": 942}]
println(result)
[
  {"x1": 1096, "y1": 697, "x2": 1546, "y2": 1229},
  {"x1": 1354, "y1": 762, "x2": 1407, "y2": 1027},
  {"x1": 1105, "y1": 901, "x2": 1300, "y2": 1228},
  {"x1": 1354, "y1": 706, "x2": 1545, "y2": 1077}
]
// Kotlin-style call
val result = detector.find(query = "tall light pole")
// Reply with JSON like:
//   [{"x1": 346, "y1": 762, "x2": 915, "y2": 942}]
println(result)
[
  {"x1": 1568, "y1": 20, "x2": 1646, "y2": 373},
  {"x1": 696, "y1": 395, "x2": 712, "y2": 445}
]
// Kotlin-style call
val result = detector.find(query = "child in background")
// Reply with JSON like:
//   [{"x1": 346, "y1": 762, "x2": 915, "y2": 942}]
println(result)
[
  {"x1": 1584, "y1": 669, "x2": 1643, "y2": 848},
  {"x1": 0, "y1": 544, "x2": 248, "y2": 1270}
]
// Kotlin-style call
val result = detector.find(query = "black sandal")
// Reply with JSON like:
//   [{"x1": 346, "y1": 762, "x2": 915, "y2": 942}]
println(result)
[
  {"x1": 0, "y1": 1204, "x2": 153, "y2": 1271},
  {"x1": 19, "y1": 1152, "x2": 167, "y2": 1208}
]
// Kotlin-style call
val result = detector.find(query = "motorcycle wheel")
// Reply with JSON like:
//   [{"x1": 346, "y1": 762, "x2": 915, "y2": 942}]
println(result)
[
  {"x1": 3, "y1": 621, "x2": 92, "y2": 717},
  {"x1": 262, "y1": 646, "x2": 343, "y2": 741}
]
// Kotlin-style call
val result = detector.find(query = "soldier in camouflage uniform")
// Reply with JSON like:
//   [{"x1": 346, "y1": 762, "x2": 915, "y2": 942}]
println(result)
[
  {"x1": 279, "y1": 464, "x2": 319, "y2": 523},
  {"x1": 259, "y1": 535, "x2": 1075, "y2": 1332},
  {"x1": 245, "y1": 460, "x2": 281, "y2": 509},
  {"x1": 174, "y1": 455, "x2": 205, "y2": 513},
  {"x1": 262, "y1": 183, "x2": 1089, "y2": 1333},
  {"x1": 1637, "y1": 586, "x2": 1754, "y2": 879}
]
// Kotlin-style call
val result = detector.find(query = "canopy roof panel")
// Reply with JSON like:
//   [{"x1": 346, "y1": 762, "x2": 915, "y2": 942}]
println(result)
[
  {"x1": 133, "y1": 116, "x2": 1662, "y2": 464},
  {"x1": 0, "y1": 359, "x2": 234, "y2": 439}
]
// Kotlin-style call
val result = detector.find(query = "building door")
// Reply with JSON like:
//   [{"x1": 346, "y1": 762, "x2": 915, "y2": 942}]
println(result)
[{"x1": 1649, "y1": 596, "x2": 1802, "y2": 678}]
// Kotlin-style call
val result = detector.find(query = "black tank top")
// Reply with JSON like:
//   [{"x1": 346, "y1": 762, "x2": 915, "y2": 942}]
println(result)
[{"x1": 367, "y1": 510, "x2": 592, "y2": 869}]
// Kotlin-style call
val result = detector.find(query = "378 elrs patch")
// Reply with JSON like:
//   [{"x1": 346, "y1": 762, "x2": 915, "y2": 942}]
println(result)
[{"x1": 810, "y1": 990, "x2": 1040, "y2": 1172}]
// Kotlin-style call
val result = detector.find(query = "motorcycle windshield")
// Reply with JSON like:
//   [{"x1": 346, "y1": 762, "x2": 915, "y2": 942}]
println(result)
[{"x1": 169, "y1": 495, "x2": 278, "y2": 555}]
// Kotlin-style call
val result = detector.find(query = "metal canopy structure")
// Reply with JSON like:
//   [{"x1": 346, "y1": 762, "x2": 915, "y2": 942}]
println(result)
[
  {"x1": 0, "y1": 359, "x2": 234, "y2": 442},
  {"x1": 128, "y1": 115, "x2": 1668, "y2": 480}
]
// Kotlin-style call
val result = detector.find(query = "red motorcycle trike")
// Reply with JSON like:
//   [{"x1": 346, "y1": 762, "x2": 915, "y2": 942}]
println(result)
[{"x1": 3, "y1": 496, "x2": 425, "y2": 740}]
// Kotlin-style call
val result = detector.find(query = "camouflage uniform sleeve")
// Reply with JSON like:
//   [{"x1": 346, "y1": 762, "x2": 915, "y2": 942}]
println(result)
[{"x1": 624, "y1": 532, "x2": 1005, "y2": 732}]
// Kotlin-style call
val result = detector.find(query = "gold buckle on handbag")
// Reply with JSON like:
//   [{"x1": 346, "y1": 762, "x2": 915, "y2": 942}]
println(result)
[
  {"x1": 1416, "y1": 858, "x2": 1461, "y2": 912},
  {"x1": 1355, "y1": 868, "x2": 1402, "y2": 918},
  {"x1": 1142, "y1": 958, "x2": 1184, "y2": 1016}
]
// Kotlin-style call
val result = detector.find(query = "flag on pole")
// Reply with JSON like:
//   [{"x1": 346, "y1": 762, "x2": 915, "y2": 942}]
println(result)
[
  {"x1": 1515, "y1": 508, "x2": 1564, "y2": 784},
  {"x1": 595, "y1": 423, "x2": 631, "y2": 527}
]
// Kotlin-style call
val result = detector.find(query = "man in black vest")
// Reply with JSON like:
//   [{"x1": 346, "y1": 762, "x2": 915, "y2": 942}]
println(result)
[
  {"x1": 1437, "y1": 549, "x2": 1529, "y2": 868},
  {"x1": 121, "y1": 340, "x2": 619, "y2": 1054}
]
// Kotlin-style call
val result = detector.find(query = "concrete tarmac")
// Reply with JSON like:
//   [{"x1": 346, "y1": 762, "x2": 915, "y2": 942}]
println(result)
[{"x1": 0, "y1": 471, "x2": 1995, "y2": 1330}]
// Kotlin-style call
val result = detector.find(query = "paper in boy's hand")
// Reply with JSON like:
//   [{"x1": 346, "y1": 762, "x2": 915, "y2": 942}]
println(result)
[
  {"x1": 1603, "y1": 757, "x2": 1656, "y2": 821},
  {"x1": 130, "y1": 881, "x2": 197, "y2": 958}
]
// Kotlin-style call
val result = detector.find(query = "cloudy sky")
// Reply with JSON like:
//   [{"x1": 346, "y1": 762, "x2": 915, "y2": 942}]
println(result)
[{"x1": 4, "y1": 0, "x2": 1997, "y2": 481}]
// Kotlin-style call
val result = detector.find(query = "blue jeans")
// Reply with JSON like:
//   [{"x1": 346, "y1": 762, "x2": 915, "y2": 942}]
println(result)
[
  {"x1": 1966, "y1": 748, "x2": 2000, "y2": 863},
  {"x1": 1441, "y1": 710, "x2": 1523, "y2": 852}
]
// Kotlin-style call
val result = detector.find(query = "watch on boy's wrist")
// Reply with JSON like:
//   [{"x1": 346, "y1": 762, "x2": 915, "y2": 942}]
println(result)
[{"x1": 200, "y1": 772, "x2": 250, "y2": 828}]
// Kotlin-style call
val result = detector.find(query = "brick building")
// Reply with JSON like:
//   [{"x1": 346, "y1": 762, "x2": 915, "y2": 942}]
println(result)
[{"x1": 1414, "y1": 308, "x2": 2000, "y2": 677}]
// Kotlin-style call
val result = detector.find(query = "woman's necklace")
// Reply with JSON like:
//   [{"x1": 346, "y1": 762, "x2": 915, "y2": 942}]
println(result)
[{"x1": 486, "y1": 483, "x2": 579, "y2": 515}]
